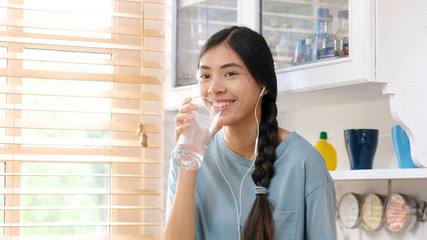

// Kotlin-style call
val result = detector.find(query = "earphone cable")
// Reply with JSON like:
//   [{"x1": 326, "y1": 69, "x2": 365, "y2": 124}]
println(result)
[{"x1": 212, "y1": 87, "x2": 263, "y2": 240}]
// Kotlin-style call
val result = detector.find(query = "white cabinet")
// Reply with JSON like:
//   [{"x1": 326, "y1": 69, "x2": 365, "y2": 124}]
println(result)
[
  {"x1": 263, "y1": 0, "x2": 380, "y2": 94},
  {"x1": 165, "y1": 0, "x2": 382, "y2": 110}
]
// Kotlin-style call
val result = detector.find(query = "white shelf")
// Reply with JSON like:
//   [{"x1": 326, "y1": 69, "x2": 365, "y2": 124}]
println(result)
[{"x1": 330, "y1": 168, "x2": 427, "y2": 181}]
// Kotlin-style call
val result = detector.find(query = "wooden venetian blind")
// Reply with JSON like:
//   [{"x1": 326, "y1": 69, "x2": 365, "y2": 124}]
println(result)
[{"x1": 0, "y1": 0, "x2": 164, "y2": 239}]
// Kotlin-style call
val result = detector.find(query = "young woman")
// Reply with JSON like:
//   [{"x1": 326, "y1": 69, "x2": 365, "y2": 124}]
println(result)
[{"x1": 163, "y1": 26, "x2": 337, "y2": 240}]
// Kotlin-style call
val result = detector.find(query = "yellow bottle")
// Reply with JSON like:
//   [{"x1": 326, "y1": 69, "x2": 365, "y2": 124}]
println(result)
[{"x1": 315, "y1": 131, "x2": 337, "y2": 171}]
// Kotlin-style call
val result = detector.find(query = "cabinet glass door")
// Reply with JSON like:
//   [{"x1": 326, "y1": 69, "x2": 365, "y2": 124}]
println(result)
[
  {"x1": 176, "y1": 0, "x2": 237, "y2": 87},
  {"x1": 262, "y1": 0, "x2": 349, "y2": 69}
]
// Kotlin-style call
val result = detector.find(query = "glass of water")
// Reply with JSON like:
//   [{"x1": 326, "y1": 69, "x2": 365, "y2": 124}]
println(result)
[{"x1": 174, "y1": 96, "x2": 221, "y2": 171}]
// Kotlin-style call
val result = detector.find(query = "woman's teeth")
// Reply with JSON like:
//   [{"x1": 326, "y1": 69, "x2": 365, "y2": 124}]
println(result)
[{"x1": 213, "y1": 101, "x2": 232, "y2": 108}]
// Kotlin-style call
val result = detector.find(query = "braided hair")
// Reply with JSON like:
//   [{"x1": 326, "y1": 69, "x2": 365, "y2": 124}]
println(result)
[{"x1": 198, "y1": 26, "x2": 279, "y2": 240}]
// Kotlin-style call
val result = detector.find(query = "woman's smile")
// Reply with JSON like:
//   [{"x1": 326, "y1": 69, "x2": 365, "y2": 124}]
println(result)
[{"x1": 211, "y1": 99, "x2": 236, "y2": 112}]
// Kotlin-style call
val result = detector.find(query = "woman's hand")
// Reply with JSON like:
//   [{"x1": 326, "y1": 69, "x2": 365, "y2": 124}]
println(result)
[
  {"x1": 210, "y1": 113, "x2": 223, "y2": 137},
  {"x1": 174, "y1": 97, "x2": 223, "y2": 142},
  {"x1": 174, "y1": 97, "x2": 198, "y2": 142}
]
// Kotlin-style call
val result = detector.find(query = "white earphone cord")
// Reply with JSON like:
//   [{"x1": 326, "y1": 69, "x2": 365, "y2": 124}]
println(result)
[{"x1": 213, "y1": 87, "x2": 264, "y2": 240}]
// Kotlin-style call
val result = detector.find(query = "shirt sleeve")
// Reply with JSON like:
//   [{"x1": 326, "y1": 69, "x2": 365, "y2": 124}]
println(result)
[
  {"x1": 305, "y1": 180, "x2": 337, "y2": 240},
  {"x1": 164, "y1": 151, "x2": 178, "y2": 225}
]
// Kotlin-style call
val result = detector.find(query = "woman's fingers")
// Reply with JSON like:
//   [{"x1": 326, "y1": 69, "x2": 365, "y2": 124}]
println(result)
[
  {"x1": 178, "y1": 97, "x2": 198, "y2": 114},
  {"x1": 210, "y1": 116, "x2": 223, "y2": 136},
  {"x1": 175, "y1": 97, "x2": 198, "y2": 142},
  {"x1": 179, "y1": 103, "x2": 198, "y2": 115},
  {"x1": 175, "y1": 112, "x2": 194, "y2": 127},
  {"x1": 174, "y1": 121, "x2": 190, "y2": 142},
  {"x1": 175, "y1": 113, "x2": 194, "y2": 142}
]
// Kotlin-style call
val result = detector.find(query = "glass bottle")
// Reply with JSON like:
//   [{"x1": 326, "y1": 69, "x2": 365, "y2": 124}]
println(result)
[
  {"x1": 335, "y1": 10, "x2": 349, "y2": 57},
  {"x1": 312, "y1": 8, "x2": 334, "y2": 61}
]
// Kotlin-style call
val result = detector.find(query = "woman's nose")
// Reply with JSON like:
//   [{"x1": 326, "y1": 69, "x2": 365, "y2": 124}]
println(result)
[{"x1": 208, "y1": 77, "x2": 226, "y2": 95}]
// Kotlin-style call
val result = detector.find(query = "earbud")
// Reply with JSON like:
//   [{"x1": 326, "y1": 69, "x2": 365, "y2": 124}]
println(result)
[{"x1": 259, "y1": 86, "x2": 266, "y2": 97}]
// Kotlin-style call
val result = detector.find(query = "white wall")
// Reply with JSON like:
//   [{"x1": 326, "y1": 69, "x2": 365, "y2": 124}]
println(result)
[
  {"x1": 276, "y1": 97, "x2": 427, "y2": 239},
  {"x1": 277, "y1": 97, "x2": 396, "y2": 170}
]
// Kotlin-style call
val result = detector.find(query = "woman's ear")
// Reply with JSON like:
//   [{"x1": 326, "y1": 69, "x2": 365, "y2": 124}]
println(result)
[{"x1": 259, "y1": 86, "x2": 268, "y2": 97}]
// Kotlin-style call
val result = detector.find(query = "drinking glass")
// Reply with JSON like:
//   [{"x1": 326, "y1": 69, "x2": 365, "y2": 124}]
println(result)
[{"x1": 174, "y1": 97, "x2": 220, "y2": 171}]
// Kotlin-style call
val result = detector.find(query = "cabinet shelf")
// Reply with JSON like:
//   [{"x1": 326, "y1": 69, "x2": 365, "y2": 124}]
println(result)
[
  {"x1": 191, "y1": 4, "x2": 237, "y2": 11},
  {"x1": 264, "y1": 0, "x2": 347, "y2": 9},
  {"x1": 330, "y1": 168, "x2": 427, "y2": 181},
  {"x1": 263, "y1": 26, "x2": 313, "y2": 34},
  {"x1": 263, "y1": 11, "x2": 316, "y2": 21},
  {"x1": 181, "y1": 19, "x2": 237, "y2": 26}
]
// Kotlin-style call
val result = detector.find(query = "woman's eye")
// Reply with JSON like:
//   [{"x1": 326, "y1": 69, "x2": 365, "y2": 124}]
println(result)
[
  {"x1": 199, "y1": 74, "x2": 210, "y2": 80},
  {"x1": 225, "y1": 72, "x2": 235, "y2": 77}
]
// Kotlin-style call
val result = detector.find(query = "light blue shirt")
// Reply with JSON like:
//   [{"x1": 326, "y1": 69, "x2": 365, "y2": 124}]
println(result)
[{"x1": 166, "y1": 131, "x2": 337, "y2": 240}]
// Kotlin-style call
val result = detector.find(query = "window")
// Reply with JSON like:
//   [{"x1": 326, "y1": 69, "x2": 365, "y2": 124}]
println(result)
[{"x1": 0, "y1": 0, "x2": 164, "y2": 239}]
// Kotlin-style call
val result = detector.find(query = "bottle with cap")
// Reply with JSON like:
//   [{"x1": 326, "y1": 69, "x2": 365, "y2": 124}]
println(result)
[
  {"x1": 312, "y1": 8, "x2": 334, "y2": 61},
  {"x1": 315, "y1": 131, "x2": 337, "y2": 171},
  {"x1": 335, "y1": 10, "x2": 349, "y2": 57}
]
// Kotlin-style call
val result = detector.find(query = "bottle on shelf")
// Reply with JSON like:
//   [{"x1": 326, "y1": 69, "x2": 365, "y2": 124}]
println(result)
[
  {"x1": 335, "y1": 10, "x2": 349, "y2": 58},
  {"x1": 315, "y1": 131, "x2": 337, "y2": 171},
  {"x1": 292, "y1": 38, "x2": 312, "y2": 66},
  {"x1": 312, "y1": 8, "x2": 335, "y2": 61},
  {"x1": 275, "y1": 23, "x2": 294, "y2": 68}
]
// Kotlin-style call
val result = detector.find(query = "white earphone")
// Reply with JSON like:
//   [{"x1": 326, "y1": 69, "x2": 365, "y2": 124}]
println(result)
[
  {"x1": 254, "y1": 86, "x2": 265, "y2": 155},
  {"x1": 213, "y1": 85, "x2": 266, "y2": 240},
  {"x1": 259, "y1": 86, "x2": 266, "y2": 97}
]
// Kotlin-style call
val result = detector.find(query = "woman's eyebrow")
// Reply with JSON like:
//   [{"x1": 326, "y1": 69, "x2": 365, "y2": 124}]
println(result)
[
  {"x1": 199, "y1": 63, "x2": 243, "y2": 70},
  {"x1": 220, "y1": 63, "x2": 243, "y2": 69},
  {"x1": 199, "y1": 65, "x2": 210, "y2": 70}
]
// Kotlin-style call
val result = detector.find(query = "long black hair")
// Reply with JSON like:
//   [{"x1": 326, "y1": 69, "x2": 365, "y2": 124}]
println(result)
[{"x1": 198, "y1": 26, "x2": 279, "y2": 240}]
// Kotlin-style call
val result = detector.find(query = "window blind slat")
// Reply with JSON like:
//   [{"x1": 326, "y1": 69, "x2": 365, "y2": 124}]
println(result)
[
  {"x1": 0, "y1": 153, "x2": 160, "y2": 164},
  {"x1": 0, "y1": 206, "x2": 160, "y2": 210},
  {"x1": 0, "y1": 137, "x2": 161, "y2": 148},
  {"x1": 0, "y1": 222, "x2": 161, "y2": 227},
  {"x1": 0, "y1": 85, "x2": 161, "y2": 100},
  {"x1": 0, "y1": 69, "x2": 162, "y2": 84},
  {"x1": 0, "y1": 173, "x2": 161, "y2": 178},
  {"x1": 0, "y1": 2, "x2": 145, "y2": 19},
  {"x1": 0, "y1": 119, "x2": 160, "y2": 133},
  {"x1": 0, "y1": 235, "x2": 156, "y2": 240},
  {"x1": 0, "y1": 146, "x2": 161, "y2": 161},
  {"x1": 0, "y1": 51, "x2": 146, "y2": 67},
  {"x1": 0, "y1": 103, "x2": 161, "y2": 115},
  {"x1": 0, "y1": 188, "x2": 160, "y2": 195},
  {"x1": 0, "y1": 36, "x2": 144, "y2": 51}
]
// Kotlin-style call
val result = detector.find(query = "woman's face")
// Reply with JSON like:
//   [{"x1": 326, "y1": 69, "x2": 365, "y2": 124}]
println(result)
[{"x1": 198, "y1": 43, "x2": 263, "y2": 127}]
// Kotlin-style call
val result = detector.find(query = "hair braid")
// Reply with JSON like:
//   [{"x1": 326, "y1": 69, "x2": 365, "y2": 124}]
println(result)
[{"x1": 242, "y1": 96, "x2": 278, "y2": 240}]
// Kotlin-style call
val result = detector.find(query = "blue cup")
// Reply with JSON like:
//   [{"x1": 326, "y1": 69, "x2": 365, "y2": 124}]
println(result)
[
  {"x1": 344, "y1": 129, "x2": 379, "y2": 170},
  {"x1": 391, "y1": 125, "x2": 418, "y2": 168}
]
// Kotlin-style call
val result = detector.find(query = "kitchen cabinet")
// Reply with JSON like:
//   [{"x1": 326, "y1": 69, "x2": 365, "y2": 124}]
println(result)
[
  {"x1": 262, "y1": 0, "x2": 378, "y2": 94},
  {"x1": 165, "y1": 0, "x2": 380, "y2": 110},
  {"x1": 163, "y1": 0, "x2": 427, "y2": 239}
]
